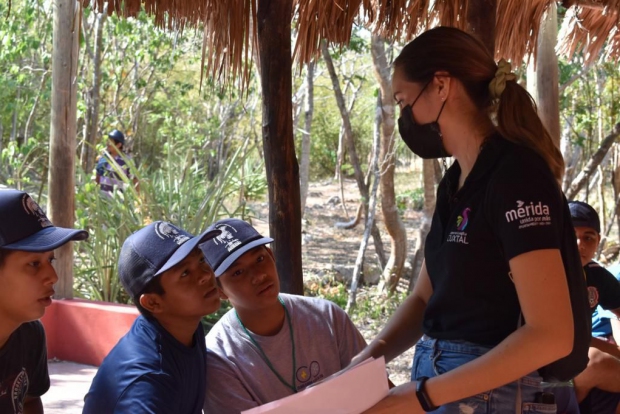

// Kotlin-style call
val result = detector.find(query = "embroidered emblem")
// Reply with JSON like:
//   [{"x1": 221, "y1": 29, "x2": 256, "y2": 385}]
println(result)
[
  {"x1": 21, "y1": 195, "x2": 52, "y2": 228},
  {"x1": 587, "y1": 286, "x2": 600, "y2": 309},
  {"x1": 456, "y1": 207, "x2": 471, "y2": 231}
]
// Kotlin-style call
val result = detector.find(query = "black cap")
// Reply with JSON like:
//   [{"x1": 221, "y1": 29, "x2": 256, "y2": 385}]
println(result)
[
  {"x1": 199, "y1": 218, "x2": 273, "y2": 277},
  {"x1": 118, "y1": 221, "x2": 220, "y2": 298},
  {"x1": 0, "y1": 189, "x2": 89, "y2": 251},
  {"x1": 569, "y1": 201, "x2": 600, "y2": 233},
  {"x1": 108, "y1": 129, "x2": 125, "y2": 145}
]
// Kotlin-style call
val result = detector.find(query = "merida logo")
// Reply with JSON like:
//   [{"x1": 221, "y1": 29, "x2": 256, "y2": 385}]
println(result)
[{"x1": 505, "y1": 200, "x2": 550, "y2": 222}]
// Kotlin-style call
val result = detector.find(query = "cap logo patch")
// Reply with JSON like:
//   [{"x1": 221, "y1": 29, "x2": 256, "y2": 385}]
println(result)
[
  {"x1": 21, "y1": 195, "x2": 52, "y2": 228},
  {"x1": 213, "y1": 224, "x2": 242, "y2": 252},
  {"x1": 154, "y1": 222, "x2": 189, "y2": 245}
]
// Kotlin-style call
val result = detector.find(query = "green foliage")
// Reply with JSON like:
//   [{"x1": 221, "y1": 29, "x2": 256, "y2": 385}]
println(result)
[
  {"x1": 0, "y1": 0, "x2": 52, "y2": 165},
  {"x1": 73, "y1": 137, "x2": 259, "y2": 303},
  {"x1": 202, "y1": 300, "x2": 233, "y2": 334},
  {"x1": 396, "y1": 188, "x2": 425, "y2": 213},
  {"x1": 0, "y1": 138, "x2": 48, "y2": 190},
  {"x1": 306, "y1": 279, "x2": 407, "y2": 326}
]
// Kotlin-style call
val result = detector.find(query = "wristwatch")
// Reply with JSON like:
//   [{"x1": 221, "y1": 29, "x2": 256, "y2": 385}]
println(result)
[{"x1": 416, "y1": 377, "x2": 439, "y2": 412}]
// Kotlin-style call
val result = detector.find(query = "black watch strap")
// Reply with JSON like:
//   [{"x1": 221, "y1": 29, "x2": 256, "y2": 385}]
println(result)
[{"x1": 416, "y1": 376, "x2": 439, "y2": 412}]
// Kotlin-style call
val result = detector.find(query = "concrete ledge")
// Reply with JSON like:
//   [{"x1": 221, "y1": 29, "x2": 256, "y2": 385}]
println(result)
[{"x1": 41, "y1": 299, "x2": 138, "y2": 367}]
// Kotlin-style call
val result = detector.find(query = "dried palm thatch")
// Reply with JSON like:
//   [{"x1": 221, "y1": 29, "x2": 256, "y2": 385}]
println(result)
[
  {"x1": 81, "y1": 0, "x2": 619, "y2": 88},
  {"x1": 557, "y1": 0, "x2": 620, "y2": 65}
]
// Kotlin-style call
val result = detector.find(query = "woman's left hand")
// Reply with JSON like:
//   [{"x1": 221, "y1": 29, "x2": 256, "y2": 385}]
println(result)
[{"x1": 362, "y1": 382, "x2": 424, "y2": 414}]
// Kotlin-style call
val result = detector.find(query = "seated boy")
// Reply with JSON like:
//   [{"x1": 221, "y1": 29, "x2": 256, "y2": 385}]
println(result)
[
  {"x1": 200, "y1": 218, "x2": 367, "y2": 414},
  {"x1": 569, "y1": 201, "x2": 620, "y2": 414},
  {"x1": 83, "y1": 221, "x2": 221, "y2": 414},
  {"x1": 0, "y1": 188, "x2": 88, "y2": 413}
]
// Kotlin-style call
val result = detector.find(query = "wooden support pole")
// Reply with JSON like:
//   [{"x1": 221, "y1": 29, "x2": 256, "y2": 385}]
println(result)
[
  {"x1": 48, "y1": 0, "x2": 80, "y2": 299},
  {"x1": 257, "y1": 0, "x2": 303, "y2": 295},
  {"x1": 466, "y1": 0, "x2": 497, "y2": 54},
  {"x1": 527, "y1": 2, "x2": 561, "y2": 148}
]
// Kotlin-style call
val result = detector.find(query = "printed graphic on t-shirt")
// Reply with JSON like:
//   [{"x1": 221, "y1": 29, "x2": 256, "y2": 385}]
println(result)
[
  {"x1": 588, "y1": 286, "x2": 600, "y2": 309},
  {"x1": 0, "y1": 368, "x2": 29, "y2": 414},
  {"x1": 296, "y1": 361, "x2": 323, "y2": 391},
  {"x1": 447, "y1": 207, "x2": 470, "y2": 245},
  {"x1": 504, "y1": 200, "x2": 551, "y2": 229}
]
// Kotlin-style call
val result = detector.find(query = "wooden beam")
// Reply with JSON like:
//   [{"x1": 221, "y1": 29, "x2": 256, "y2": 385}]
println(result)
[
  {"x1": 257, "y1": 0, "x2": 303, "y2": 295},
  {"x1": 48, "y1": 0, "x2": 80, "y2": 299}
]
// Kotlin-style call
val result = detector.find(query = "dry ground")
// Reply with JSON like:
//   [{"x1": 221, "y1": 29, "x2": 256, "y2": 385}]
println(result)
[{"x1": 249, "y1": 178, "x2": 422, "y2": 386}]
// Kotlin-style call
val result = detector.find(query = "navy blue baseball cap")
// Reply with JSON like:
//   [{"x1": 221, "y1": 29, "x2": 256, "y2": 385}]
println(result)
[
  {"x1": 118, "y1": 221, "x2": 220, "y2": 298},
  {"x1": 0, "y1": 189, "x2": 88, "y2": 252},
  {"x1": 569, "y1": 200, "x2": 601, "y2": 233},
  {"x1": 108, "y1": 129, "x2": 125, "y2": 145},
  {"x1": 199, "y1": 218, "x2": 273, "y2": 277}
]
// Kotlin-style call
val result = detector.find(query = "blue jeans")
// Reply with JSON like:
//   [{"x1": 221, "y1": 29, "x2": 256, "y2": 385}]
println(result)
[{"x1": 412, "y1": 336, "x2": 561, "y2": 413}]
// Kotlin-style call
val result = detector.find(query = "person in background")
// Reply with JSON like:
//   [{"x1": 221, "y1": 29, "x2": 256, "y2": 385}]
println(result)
[
  {"x1": 95, "y1": 129, "x2": 138, "y2": 194},
  {"x1": 569, "y1": 201, "x2": 620, "y2": 414},
  {"x1": 0, "y1": 188, "x2": 88, "y2": 414}
]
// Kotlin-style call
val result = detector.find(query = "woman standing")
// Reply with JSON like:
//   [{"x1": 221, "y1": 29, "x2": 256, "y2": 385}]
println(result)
[{"x1": 360, "y1": 27, "x2": 588, "y2": 413}]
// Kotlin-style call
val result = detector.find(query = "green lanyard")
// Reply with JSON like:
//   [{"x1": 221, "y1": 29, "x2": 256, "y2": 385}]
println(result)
[{"x1": 235, "y1": 296, "x2": 297, "y2": 393}]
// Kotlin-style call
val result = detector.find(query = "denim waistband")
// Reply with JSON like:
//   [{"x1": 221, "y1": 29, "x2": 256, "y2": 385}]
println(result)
[
  {"x1": 417, "y1": 334, "x2": 493, "y2": 357},
  {"x1": 417, "y1": 335, "x2": 548, "y2": 388}
]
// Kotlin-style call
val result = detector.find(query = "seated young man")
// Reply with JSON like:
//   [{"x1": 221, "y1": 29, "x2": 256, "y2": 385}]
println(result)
[
  {"x1": 83, "y1": 221, "x2": 221, "y2": 414},
  {"x1": 569, "y1": 201, "x2": 620, "y2": 414},
  {"x1": 0, "y1": 188, "x2": 88, "y2": 414},
  {"x1": 200, "y1": 218, "x2": 367, "y2": 414}
]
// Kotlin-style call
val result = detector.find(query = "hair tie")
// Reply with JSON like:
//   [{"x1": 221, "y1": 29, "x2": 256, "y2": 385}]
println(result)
[{"x1": 489, "y1": 59, "x2": 516, "y2": 99}]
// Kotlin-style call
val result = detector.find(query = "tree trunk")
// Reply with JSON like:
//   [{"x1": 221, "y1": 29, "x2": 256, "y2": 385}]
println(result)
[
  {"x1": 409, "y1": 159, "x2": 436, "y2": 291},
  {"x1": 257, "y1": 0, "x2": 303, "y2": 295},
  {"x1": 321, "y1": 40, "x2": 367, "y2": 199},
  {"x1": 299, "y1": 60, "x2": 314, "y2": 216},
  {"x1": 526, "y1": 1, "x2": 560, "y2": 147},
  {"x1": 321, "y1": 40, "x2": 387, "y2": 268},
  {"x1": 347, "y1": 94, "x2": 382, "y2": 311},
  {"x1": 371, "y1": 36, "x2": 407, "y2": 292},
  {"x1": 81, "y1": 5, "x2": 107, "y2": 173},
  {"x1": 566, "y1": 124, "x2": 620, "y2": 200},
  {"x1": 48, "y1": 0, "x2": 80, "y2": 299}
]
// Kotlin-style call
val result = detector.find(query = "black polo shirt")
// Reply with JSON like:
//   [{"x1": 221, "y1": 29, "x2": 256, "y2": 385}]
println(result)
[{"x1": 424, "y1": 135, "x2": 577, "y2": 346}]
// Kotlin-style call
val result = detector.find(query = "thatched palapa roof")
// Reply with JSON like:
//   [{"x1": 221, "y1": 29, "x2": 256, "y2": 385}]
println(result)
[
  {"x1": 558, "y1": 0, "x2": 620, "y2": 65},
  {"x1": 82, "y1": 0, "x2": 620, "y2": 84}
]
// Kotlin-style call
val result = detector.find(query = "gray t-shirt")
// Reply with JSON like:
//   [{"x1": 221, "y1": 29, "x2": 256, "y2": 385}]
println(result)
[{"x1": 204, "y1": 293, "x2": 367, "y2": 414}]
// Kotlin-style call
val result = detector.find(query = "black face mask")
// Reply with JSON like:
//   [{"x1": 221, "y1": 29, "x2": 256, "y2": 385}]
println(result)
[{"x1": 397, "y1": 82, "x2": 449, "y2": 159}]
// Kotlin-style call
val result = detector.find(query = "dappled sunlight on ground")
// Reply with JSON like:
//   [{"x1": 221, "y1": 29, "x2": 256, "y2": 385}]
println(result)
[{"x1": 42, "y1": 361, "x2": 97, "y2": 413}]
